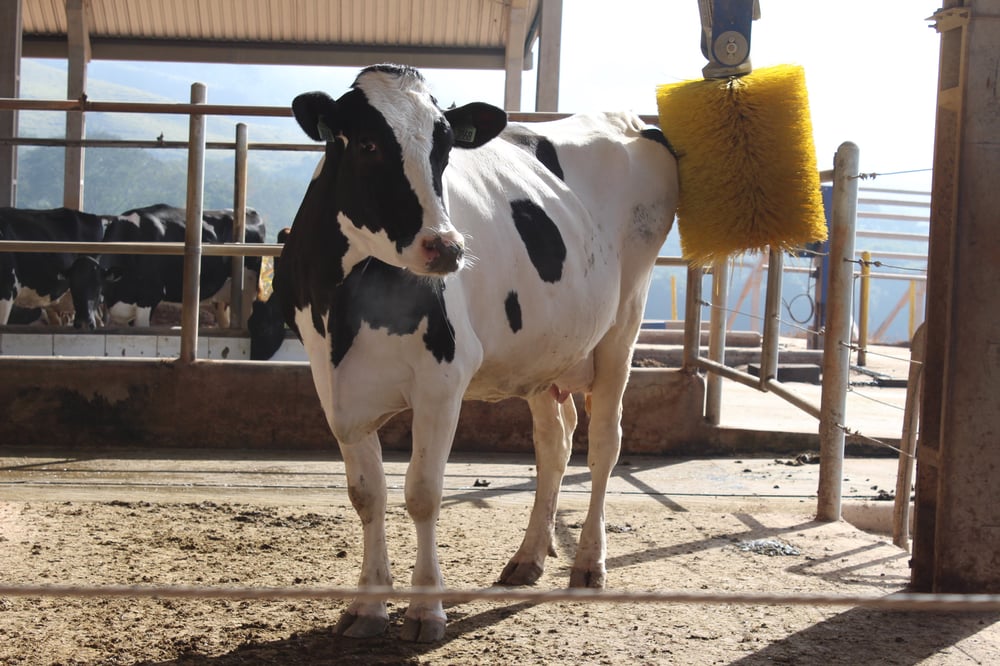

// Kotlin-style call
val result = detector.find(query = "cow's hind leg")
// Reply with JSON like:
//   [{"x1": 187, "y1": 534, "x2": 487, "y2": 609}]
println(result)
[
  {"x1": 334, "y1": 432, "x2": 393, "y2": 638},
  {"x1": 499, "y1": 392, "x2": 577, "y2": 586},
  {"x1": 570, "y1": 324, "x2": 640, "y2": 588}
]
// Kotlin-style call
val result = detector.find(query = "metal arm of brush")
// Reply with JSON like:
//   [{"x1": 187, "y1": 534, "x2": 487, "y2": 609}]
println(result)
[{"x1": 698, "y1": 0, "x2": 760, "y2": 79}]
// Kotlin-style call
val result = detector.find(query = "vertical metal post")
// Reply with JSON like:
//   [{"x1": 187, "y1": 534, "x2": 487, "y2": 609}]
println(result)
[
  {"x1": 705, "y1": 258, "x2": 729, "y2": 425},
  {"x1": 533, "y1": 0, "x2": 562, "y2": 112},
  {"x1": 503, "y1": 0, "x2": 528, "y2": 111},
  {"x1": 816, "y1": 141, "x2": 859, "y2": 522},
  {"x1": 857, "y1": 250, "x2": 871, "y2": 366},
  {"x1": 0, "y1": 0, "x2": 21, "y2": 207},
  {"x1": 63, "y1": 0, "x2": 90, "y2": 210},
  {"x1": 759, "y1": 246, "x2": 784, "y2": 390},
  {"x1": 179, "y1": 83, "x2": 207, "y2": 364},
  {"x1": 229, "y1": 122, "x2": 249, "y2": 329},
  {"x1": 682, "y1": 264, "x2": 703, "y2": 373},
  {"x1": 893, "y1": 323, "x2": 926, "y2": 550},
  {"x1": 670, "y1": 275, "x2": 678, "y2": 321}
]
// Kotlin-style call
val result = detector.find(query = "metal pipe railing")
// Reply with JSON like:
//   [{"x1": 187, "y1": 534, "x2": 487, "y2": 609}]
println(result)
[
  {"x1": 758, "y1": 247, "x2": 784, "y2": 390},
  {"x1": 0, "y1": 240, "x2": 283, "y2": 256},
  {"x1": 704, "y1": 258, "x2": 729, "y2": 425},
  {"x1": 179, "y1": 83, "x2": 207, "y2": 364},
  {"x1": 230, "y1": 123, "x2": 249, "y2": 329},
  {"x1": 817, "y1": 141, "x2": 861, "y2": 522}
]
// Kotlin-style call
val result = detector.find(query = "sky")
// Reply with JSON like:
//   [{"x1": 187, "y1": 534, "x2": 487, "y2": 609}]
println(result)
[{"x1": 71, "y1": 0, "x2": 943, "y2": 192}]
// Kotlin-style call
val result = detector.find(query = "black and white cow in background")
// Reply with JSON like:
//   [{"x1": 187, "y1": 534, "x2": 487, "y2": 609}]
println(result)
[
  {"x1": 276, "y1": 64, "x2": 678, "y2": 642},
  {"x1": 247, "y1": 226, "x2": 291, "y2": 359},
  {"x1": 100, "y1": 203, "x2": 265, "y2": 327},
  {"x1": 0, "y1": 207, "x2": 108, "y2": 329}
]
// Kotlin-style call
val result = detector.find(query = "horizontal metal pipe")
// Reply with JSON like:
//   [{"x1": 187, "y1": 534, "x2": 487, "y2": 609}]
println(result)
[
  {"x1": 0, "y1": 98, "x2": 660, "y2": 127},
  {"x1": 654, "y1": 256, "x2": 688, "y2": 267},
  {"x1": 0, "y1": 97, "x2": 291, "y2": 117},
  {"x1": 0, "y1": 240, "x2": 284, "y2": 257},
  {"x1": 0, "y1": 137, "x2": 323, "y2": 152},
  {"x1": 695, "y1": 357, "x2": 822, "y2": 421}
]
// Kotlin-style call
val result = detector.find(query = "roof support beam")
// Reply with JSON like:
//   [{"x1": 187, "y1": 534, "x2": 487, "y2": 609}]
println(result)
[
  {"x1": 0, "y1": 0, "x2": 22, "y2": 207},
  {"x1": 504, "y1": 0, "x2": 529, "y2": 111},
  {"x1": 534, "y1": 0, "x2": 562, "y2": 112},
  {"x1": 63, "y1": 0, "x2": 91, "y2": 210}
]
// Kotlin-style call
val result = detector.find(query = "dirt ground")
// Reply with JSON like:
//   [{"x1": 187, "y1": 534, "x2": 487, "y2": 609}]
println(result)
[{"x1": 1, "y1": 486, "x2": 998, "y2": 665}]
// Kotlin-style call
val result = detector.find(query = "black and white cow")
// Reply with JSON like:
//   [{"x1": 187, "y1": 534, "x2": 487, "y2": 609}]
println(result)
[
  {"x1": 276, "y1": 65, "x2": 678, "y2": 641},
  {"x1": 247, "y1": 227, "x2": 291, "y2": 360},
  {"x1": 0, "y1": 207, "x2": 108, "y2": 329},
  {"x1": 100, "y1": 203, "x2": 265, "y2": 327}
]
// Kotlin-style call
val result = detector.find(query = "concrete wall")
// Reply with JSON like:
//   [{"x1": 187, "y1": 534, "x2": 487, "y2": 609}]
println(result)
[{"x1": 0, "y1": 356, "x2": 781, "y2": 455}]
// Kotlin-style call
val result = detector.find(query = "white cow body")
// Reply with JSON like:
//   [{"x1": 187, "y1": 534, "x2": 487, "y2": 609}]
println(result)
[{"x1": 276, "y1": 65, "x2": 678, "y2": 642}]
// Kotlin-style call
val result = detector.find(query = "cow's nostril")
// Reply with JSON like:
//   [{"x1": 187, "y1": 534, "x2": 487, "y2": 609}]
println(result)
[{"x1": 424, "y1": 237, "x2": 463, "y2": 274}]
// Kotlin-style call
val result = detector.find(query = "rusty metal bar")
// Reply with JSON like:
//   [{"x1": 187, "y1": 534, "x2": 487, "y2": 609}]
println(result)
[
  {"x1": 179, "y1": 83, "x2": 206, "y2": 364},
  {"x1": 857, "y1": 250, "x2": 872, "y2": 366}
]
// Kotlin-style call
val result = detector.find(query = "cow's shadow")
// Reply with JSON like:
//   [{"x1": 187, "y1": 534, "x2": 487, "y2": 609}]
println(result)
[{"x1": 144, "y1": 600, "x2": 536, "y2": 665}]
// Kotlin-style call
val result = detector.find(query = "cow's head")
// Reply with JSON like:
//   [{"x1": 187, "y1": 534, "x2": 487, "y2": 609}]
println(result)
[
  {"x1": 291, "y1": 64, "x2": 507, "y2": 276},
  {"x1": 61, "y1": 255, "x2": 104, "y2": 329}
]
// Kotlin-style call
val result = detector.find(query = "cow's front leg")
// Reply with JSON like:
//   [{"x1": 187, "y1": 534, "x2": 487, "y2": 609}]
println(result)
[
  {"x1": 335, "y1": 432, "x2": 393, "y2": 638},
  {"x1": 399, "y1": 399, "x2": 462, "y2": 642},
  {"x1": 499, "y1": 392, "x2": 576, "y2": 585}
]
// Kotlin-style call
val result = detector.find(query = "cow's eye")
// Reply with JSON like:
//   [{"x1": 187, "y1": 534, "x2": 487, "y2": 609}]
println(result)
[{"x1": 359, "y1": 138, "x2": 378, "y2": 154}]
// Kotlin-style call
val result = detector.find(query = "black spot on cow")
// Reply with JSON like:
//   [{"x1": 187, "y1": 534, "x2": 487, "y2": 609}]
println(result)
[
  {"x1": 505, "y1": 131, "x2": 564, "y2": 180},
  {"x1": 504, "y1": 291, "x2": 522, "y2": 333},
  {"x1": 331, "y1": 259, "x2": 456, "y2": 366},
  {"x1": 510, "y1": 199, "x2": 566, "y2": 283},
  {"x1": 640, "y1": 127, "x2": 678, "y2": 158}
]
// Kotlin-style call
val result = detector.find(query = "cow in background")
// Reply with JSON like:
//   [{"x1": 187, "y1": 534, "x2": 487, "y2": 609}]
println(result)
[
  {"x1": 0, "y1": 207, "x2": 108, "y2": 329},
  {"x1": 100, "y1": 204, "x2": 265, "y2": 327},
  {"x1": 247, "y1": 226, "x2": 291, "y2": 359},
  {"x1": 277, "y1": 64, "x2": 677, "y2": 641}
]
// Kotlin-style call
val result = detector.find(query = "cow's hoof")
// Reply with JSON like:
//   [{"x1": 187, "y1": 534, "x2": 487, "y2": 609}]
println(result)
[
  {"x1": 569, "y1": 566, "x2": 606, "y2": 589},
  {"x1": 333, "y1": 610, "x2": 389, "y2": 638},
  {"x1": 400, "y1": 616, "x2": 446, "y2": 642},
  {"x1": 497, "y1": 559, "x2": 544, "y2": 586}
]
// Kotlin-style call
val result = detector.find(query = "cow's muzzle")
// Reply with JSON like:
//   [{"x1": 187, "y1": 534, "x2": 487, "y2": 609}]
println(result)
[{"x1": 422, "y1": 235, "x2": 465, "y2": 274}]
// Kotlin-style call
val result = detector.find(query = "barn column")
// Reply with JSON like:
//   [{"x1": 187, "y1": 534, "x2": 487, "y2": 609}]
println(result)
[
  {"x1": 63, "y1": 0, "x2": 90, "y2": 210},
  {"x1": 503, "y1": 0, "x2": 529, "y2": 111},
  {"x1": 0, "y1": 0, "x2": 22, "y2": 207},
  {"x1": 911, "y1": 0, "x2": 1000, "y2": 593},
  {"x1": 534, "y1": 0, "x2": 562, "y2": 112}
]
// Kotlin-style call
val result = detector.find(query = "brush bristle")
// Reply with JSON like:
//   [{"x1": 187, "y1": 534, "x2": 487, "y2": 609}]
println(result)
[{"x1": 657, "y1": 64, "x2": 827, "y2": 265}]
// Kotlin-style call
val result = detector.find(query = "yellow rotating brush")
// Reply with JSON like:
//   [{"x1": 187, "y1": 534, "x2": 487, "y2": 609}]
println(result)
[{"x1": 657, "y1": 3, "x2": 827, "y2": 265}]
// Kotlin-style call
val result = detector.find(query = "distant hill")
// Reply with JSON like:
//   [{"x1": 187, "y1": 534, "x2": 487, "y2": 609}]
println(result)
[{"x1": 16, "y1": 60, "x2": 319, "y2": 240}]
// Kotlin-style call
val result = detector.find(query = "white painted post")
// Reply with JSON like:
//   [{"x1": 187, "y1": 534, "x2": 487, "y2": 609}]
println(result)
[{"x1": 817, "y1": 142, "x2": 860, "y2": 522}]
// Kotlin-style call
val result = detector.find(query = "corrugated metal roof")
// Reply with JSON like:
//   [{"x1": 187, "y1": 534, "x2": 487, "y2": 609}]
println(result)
[{"x1": 21, "y1": 0, "x2": 543, "y2": 69}]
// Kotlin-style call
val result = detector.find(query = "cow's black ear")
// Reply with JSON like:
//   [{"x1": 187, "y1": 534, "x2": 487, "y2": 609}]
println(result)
[
  {"x1": 292, "y1": 92, "x2": 340, "y2": 142},
  {"x1": 445, "y1": 102, "x2": 507, "y2": 149}
]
